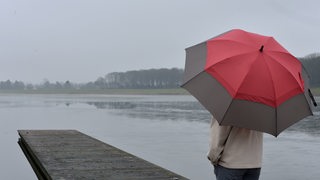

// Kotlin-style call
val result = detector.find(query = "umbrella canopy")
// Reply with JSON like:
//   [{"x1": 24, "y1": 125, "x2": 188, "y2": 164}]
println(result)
[{"x1": 181, "y1": 29, "x2": 315, "y2": 136}]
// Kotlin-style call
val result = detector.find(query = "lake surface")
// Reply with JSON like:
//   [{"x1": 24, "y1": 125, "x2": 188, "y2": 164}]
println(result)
[{"x1": 0, "y1": 94, "x2": 319, "y2": 180}]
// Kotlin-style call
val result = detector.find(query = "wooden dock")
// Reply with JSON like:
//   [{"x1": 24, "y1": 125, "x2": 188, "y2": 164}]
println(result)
[{"x1": 18, "y1": 130, "x2": 188, "y2": 180}]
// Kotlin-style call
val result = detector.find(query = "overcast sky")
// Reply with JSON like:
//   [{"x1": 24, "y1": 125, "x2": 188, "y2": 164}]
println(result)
[{"x1": 1, "y1": 0, "x2": 320, "y2": 83}]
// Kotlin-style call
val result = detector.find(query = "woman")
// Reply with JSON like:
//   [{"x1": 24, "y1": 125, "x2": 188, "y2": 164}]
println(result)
[{"x1": 207, "y1": 117, "x2": 263, "y2": 180}]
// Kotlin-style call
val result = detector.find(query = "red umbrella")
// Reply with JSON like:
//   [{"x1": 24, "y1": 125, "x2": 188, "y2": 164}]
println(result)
[{"x1": 182, "y1": 29, "x2": 316, "y2": 136}]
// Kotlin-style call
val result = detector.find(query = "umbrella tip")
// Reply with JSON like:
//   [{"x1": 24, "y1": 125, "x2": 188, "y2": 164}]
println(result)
[{"x1": 259, "y1": 45, "x2": 264, "y2": 52}]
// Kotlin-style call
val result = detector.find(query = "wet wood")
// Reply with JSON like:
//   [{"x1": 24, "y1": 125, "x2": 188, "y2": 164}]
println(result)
[{"x1": 18, "y1": 130, "x2": 188, "y2": 180}]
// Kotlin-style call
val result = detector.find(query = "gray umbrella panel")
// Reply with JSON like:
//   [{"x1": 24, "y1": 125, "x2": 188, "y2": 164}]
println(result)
[
  {"x1": 183, "y1": 42, "x2": 208, "y2": 84},
  {"x1": 181, "y1": 41, "x2": 314, "y2": 136}
]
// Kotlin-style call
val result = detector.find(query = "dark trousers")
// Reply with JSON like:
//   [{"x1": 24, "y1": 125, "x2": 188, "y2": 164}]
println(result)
[{"x1": 214, "y1": 165, "x2": 261, "y2": 180}]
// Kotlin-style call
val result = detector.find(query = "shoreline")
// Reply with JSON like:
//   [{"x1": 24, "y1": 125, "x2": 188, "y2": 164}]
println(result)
[
  {"x1": 0, "y1": 88, "x2": 189, "y2": 95},
  {"x1": 0, "y1": 87, "x2": 319, "y2": 96},
  {"x1": 311, "y1": 87, "x2": 320, "y2": 96}
]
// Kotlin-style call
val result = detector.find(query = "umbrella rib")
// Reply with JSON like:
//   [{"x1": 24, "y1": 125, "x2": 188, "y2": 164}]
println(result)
[
  {"x1": 219, "y1": 98, "x2": 236, "y2": 127},
  {"x1": 204, "y1": 51, "x2": 261, "y2": 97},
  {"x1": 230, "y1": 53, "x2": 261, "y2": 97},
  {"x1": 180, "y1": 70, "x2": 206, "y2": 87},
  {"x1": 266, "y1": 50, "x2": 293, "y2": 56},
  {"x1": 262, "y1": 54, "x2": 277, "y2": 106},
  {"x1": 262, "y1": 55, "x2": 278, "y2": 135},
  {"x1": 275, "y1": 107, "x2": 278, "y2": 136},
  {"x1": 183, "y1": 50, "x2": 259, "y2": 88},
  {"x1": 264, "y1": 52, "x2": 304, "y2": 92}
]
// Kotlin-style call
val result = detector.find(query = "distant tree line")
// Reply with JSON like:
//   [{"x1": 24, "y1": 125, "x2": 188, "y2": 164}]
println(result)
[
  {"x1": 82, "y1": 68, "x2": 184, "y2": 89},
  {"x1": 0, "y1": 80, "x2": 28, "y2": 90},
  {"x1": 299, "y1": 53, "x2": 320, "y2": 87},
  {"x1": 0, "y1": 55, "x2": 319, "y2": 91},
  {"x1": 103, "y1": 68, "x2": 183, "y2": 89},
  {"x1": 0, "y1": 79, "x2": 79, "y2": 91},
  {"x1": 0, "y1": 68, "x2": 184, "y2": 90}
]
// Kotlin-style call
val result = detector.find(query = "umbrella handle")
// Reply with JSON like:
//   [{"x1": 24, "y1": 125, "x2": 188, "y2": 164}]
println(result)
[{"x1": 308, "y1": 89, "x2": 318, "y2": 107}]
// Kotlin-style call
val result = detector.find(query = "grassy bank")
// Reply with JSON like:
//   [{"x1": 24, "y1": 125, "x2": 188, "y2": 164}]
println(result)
[
  {"x1": 311, "y1": 87, "x2": 320, "y2": 96},
  {"x1": 0, "y1": 88, "x2": 189, "y2": 95}
]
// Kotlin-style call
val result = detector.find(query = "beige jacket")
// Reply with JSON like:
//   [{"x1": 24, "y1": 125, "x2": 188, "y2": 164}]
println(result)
[{"x1": 207, "y1": 118, "x2": 263, "y2": 169}]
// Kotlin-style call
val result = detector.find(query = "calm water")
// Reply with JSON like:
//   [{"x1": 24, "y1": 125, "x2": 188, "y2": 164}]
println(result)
[{"x1": 0, "y1": 94, "x2": 319, "y2": 180}]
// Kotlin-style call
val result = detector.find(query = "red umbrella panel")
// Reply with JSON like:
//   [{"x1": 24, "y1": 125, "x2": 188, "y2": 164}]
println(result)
[{"x1": 181, "y1": 29, "x2": 315, "y2": 136}]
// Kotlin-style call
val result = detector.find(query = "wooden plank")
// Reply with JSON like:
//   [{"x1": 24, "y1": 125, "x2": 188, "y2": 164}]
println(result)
[{"x1": 18, "y1": 130, "x2": 188, "y2": 180}]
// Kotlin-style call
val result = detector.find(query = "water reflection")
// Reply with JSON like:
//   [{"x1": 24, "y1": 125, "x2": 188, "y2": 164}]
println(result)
[
  {"x1": 287, "y1": 116, "x2": 320, "y2": 136},
  {"x1": 80, "y1": 99, "x2": 320, "y2": 136},
  {"x1": 21, "y1": 95, "x2": 318, "y2": 136},
  {"x1": 87, "y1": 101, "x2": 137, "y2": 109},
  {"x1": 86, "y1": 101, "x2": 211, "y2": 123}
]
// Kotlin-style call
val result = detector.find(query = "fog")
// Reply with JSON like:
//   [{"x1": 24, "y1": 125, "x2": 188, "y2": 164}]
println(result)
[{"x1": 1, "y1": 0, "x2": 320, "y2": 83}]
